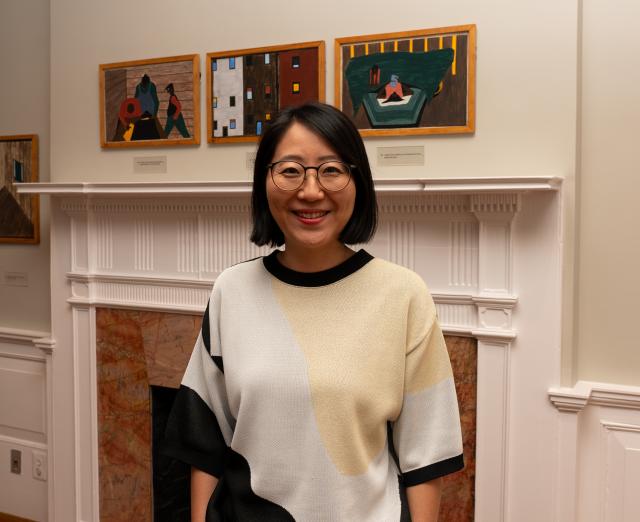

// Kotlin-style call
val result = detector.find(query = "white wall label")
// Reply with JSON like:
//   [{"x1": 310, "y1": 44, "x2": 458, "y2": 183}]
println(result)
[
  {"x1": 377, "y1": 146, "x2": 425, "y2": 166},
  {"x1": 4, "y1": 272, "x2": 28, "y2": 287},
  {"x1": 133, "y1": 156, "x2": 167, "y2": 174}
]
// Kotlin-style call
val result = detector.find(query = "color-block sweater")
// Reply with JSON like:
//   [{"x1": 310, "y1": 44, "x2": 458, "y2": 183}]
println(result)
[{"x1": 163, "y1": 250, "x2": 463, "y2": 521}]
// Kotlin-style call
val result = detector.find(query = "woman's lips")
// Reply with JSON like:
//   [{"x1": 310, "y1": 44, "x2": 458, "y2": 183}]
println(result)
[{"x1": 292, "y1": 210, "x2": 330, "y2": 224}]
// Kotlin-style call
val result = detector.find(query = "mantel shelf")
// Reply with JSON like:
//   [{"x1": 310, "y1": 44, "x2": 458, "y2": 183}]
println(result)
[{"x1": 16, "y1": 176, "x2": 562, "y2": 196}]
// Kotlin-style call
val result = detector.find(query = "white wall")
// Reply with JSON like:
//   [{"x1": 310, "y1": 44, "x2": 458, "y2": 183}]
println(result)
[
  {"x1": 577, "y1": 0, "x2": 640, "y2": 385},
  {"x1": 50, "y1": 0, "x2": 578, "y2": 183},
  {"x1": 0, "y1": 0, "x2": 51, "y2": 333}
]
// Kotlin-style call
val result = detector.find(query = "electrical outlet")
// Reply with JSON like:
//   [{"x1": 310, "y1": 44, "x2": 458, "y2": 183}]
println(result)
[
  {"x1": 10, "y1": 449, "x2": 21, "y2": 474},
  {"x1": 32, "y1": 450, "x2": 47, "y2": 481}
]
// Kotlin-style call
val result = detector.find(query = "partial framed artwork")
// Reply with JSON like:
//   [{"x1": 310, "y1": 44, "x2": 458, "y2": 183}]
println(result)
[
  {"x1": 0, "y1": 135, "x2": 39, "y2": 244},
  {"x1": 207, "y1": 41, "x2": 325, "y2": 143},
  {"x1": 99, "y1": 54, "x2": 200, "y2": 148},
  {"x1": 335, "y1": 25, "x2": 476, "y2": 136}
]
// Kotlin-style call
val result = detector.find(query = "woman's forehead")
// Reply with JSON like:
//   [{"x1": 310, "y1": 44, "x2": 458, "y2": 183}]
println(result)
[{"x1": 273, "y1": 122, "x2": 339, "y2": 160}]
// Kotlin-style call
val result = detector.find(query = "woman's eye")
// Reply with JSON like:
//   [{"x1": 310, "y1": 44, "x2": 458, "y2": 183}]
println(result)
[{"x1": 321, "y1": 166, "x2": 344, "y2": 176}]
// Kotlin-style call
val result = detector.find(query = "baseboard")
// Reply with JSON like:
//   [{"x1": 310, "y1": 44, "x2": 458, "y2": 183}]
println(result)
[{"x1": 0, "y1": 513, "x2": 36, "y2": 522}]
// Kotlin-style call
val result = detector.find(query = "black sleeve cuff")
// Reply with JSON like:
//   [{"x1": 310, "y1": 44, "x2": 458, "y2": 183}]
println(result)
[
  {"x1": 402, "y1": 453, "x2": 464, "y2": 487},
  {"x1": 160, "y1": 442, "x2": 225, "y2": 478},
  {"x1": 160, "y1": 385, "x2": 228, "y2": 478}
]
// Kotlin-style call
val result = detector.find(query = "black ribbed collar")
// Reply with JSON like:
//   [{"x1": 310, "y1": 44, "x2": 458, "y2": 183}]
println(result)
[{"x1": 263, "y1": 249, "x2": 374, "y2": 287}]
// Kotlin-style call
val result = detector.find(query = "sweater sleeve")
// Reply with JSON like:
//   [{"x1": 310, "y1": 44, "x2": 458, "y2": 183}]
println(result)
[
  {"x1": 391, "y1": 283, "x2": 464, "y2": 486},
  {"x1": 162, "y1": 287, "x2": 235, "y2": 478}
]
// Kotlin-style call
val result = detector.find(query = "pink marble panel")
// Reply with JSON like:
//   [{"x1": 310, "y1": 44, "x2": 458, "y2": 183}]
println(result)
[
  {"x1": 96, "y1": 308, "x2": 200, "y2": 522},
  {"x1": 441, "y1": 335, "x2": 477, "y2": 522}
]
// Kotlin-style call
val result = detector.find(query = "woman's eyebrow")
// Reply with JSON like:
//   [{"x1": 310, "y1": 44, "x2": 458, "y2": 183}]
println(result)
[{"x1": 276, "y1": 154, "x2": 340, "y2": 162}]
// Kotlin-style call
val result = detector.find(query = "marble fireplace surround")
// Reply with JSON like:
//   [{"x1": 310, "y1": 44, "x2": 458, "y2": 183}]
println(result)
[{"x1": 20, "y1": 177, "x2": 563, "y2": 522}]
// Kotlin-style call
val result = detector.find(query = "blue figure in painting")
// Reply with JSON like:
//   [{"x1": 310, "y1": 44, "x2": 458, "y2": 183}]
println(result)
[
  {"x1": 129, "y1": 73, "x2": 164, "y2": 140},
  {"x1": 135, "y1": 74, "x2": 159, "y2": 116}
]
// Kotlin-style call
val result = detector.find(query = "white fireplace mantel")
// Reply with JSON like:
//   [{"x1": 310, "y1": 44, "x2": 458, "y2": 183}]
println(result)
[
  {"x1": 17, "y1": 176, "x2": 561, "y2": 195},
  {"x1": 18, "y1": 177, "x2": 565, "y2": 522},
  {"x1": 19, "y1": 177, "x2": 561, "y2": 336}
]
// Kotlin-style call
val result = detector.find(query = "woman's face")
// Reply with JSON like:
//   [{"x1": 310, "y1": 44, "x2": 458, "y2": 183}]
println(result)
[{"x1": 266, "y1": 122, "x2": 356, "y2": 255}]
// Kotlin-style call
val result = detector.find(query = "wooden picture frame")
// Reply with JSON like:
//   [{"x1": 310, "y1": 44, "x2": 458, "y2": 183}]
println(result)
[
  {"x1": 0, "y1": 134, "x2": 39, "y2": 244},
  {"x1": 207, "y1": 41, "x2": 325, "y2": 143},
  {"x1": 335, "y1": 25, "x2": 476, "y2": 137},
  {"x1": 99, "y1": 54, "x2": 200, "y2": 148}
]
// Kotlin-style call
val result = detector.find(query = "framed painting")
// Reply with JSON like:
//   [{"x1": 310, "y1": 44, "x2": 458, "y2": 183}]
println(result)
[
  {"x1": 335, "y1": 25, "x2": 476, "y2": 136},
  {"x1": 207, "y1": 41, "x2": 325, "y2": 143},
  {"x1": 100, "y1": 54, "x2": 200, "y2": 148},
  {"x1": 0, "y1": 135, "x2": 39, "y2": 244}
]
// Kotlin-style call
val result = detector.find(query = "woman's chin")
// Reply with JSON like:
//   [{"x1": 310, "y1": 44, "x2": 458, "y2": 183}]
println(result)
[{"x1": 286, "y1": 234, "x2": 339, "y2": 252}]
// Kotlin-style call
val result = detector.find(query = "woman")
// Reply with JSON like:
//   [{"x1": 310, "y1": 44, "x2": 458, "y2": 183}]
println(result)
[{"x1": 163, "y1": 102, "x2": 463, "y2": 521}]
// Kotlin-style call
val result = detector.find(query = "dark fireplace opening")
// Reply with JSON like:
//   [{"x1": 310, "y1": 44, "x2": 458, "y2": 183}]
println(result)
[{"x1": 151, "y1": 385, "x2": 191, "y2": 522}]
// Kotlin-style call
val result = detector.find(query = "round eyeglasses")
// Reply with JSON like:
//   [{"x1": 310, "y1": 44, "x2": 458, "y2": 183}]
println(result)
[{"x1": 267, "y1": 160, "x2": 355, "y2": 192}]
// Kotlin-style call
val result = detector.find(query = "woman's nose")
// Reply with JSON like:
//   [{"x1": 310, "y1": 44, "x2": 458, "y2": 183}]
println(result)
[{"x1": 297, "y1": 171, "x2": 325, "y2": 200}]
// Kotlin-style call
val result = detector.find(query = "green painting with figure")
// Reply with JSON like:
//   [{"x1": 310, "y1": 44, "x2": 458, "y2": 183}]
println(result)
[{"x1": 336, "y1": 25, "x2": 476, "y2": 136}]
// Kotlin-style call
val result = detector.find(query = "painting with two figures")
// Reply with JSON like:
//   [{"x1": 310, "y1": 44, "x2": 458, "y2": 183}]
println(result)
[{"x1": 100, "y1": 54, "x2": 200, "y2": 148}]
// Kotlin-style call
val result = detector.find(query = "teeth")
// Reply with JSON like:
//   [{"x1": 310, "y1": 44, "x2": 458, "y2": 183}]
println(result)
[{"x1": 296, "y1": 211, "x2": 328, "y2": 219}]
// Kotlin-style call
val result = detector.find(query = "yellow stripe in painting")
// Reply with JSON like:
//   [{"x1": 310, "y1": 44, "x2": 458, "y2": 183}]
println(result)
[
  {"x1": 439, "y1": 36, "x2": 443, "y2": 49},
  {"x1": 409, "y1": 39, "x2": 413, "y2": 52},
  {"x1": 365, "y1": 43, "x2": 369, "y2": 55},
  {"x1": 350, "y1": 45, "x2": 354, "y2": 59},
  {"x1": 380, "y1": 42, "x2": 385, "y2": 53},
  {"x1": 394, "y1": 40, "x2": 398, "y2": 52},
  {"x1": 452, "y1": 35, "x2": 457, "y2": 75}
]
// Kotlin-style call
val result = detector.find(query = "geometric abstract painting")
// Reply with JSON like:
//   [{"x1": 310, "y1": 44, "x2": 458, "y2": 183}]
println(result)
[
  {"x1": 0, "y1": 134, "x2": 39, "y2": 243},
  {"x1": 335, "y1": 25, "x2": 476, "y2": 136},
  {"x1": 100, "y1": 54, "x2": 200, "y2": 148},
  {"x1": 207, "y1": 41, "x2": 325, "y2": 143}
]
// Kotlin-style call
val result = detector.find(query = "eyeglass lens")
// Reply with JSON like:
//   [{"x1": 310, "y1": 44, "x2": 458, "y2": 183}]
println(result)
[{"x1": 271, "y1": 161, "x2": 351, "y2": 191}]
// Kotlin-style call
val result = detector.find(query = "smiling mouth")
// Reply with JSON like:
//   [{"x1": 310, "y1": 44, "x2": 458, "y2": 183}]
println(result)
[{"x1": 293, "y1": 210, "x2": 330, "y2": 219}]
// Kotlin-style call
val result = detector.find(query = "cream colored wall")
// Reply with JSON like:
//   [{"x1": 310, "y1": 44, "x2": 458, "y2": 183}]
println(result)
[
  {"x1": 50, "y1": 1, "x2": 584, "y2": 387},
  {"x1": 50, "y1": 0, "x2": 578, "y2": 183},
  {"x1": 36, "y1": 0, "x2": 640, "y2": 392},
  {"x1": 0, "y1": 3, "x2": 51, "y2": 519},
  {"x1": 0, "y1": 2, "x2": 51, "y2": 332},
  {"x1": 47, "y1": 0, "x2": 640, "y2": 388},
  {"x1": 576, "y1": 0, "x2": 640, "y2": 385}
]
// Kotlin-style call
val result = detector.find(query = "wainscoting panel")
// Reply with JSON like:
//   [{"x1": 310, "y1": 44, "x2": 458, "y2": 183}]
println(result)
[{"x1": 0, "y1": 330, "x2": 50, "y2": 522}]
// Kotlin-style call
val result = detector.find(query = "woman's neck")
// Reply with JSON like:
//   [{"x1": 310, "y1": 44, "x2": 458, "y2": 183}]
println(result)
[{"x1": 277, "y1": 243, "x2": 354, "y2": 273}]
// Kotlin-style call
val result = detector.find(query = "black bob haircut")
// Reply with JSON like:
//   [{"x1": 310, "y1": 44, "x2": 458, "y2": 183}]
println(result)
[{"x1": 250, "y1": 102, "x2": 378, "y2": 247}]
